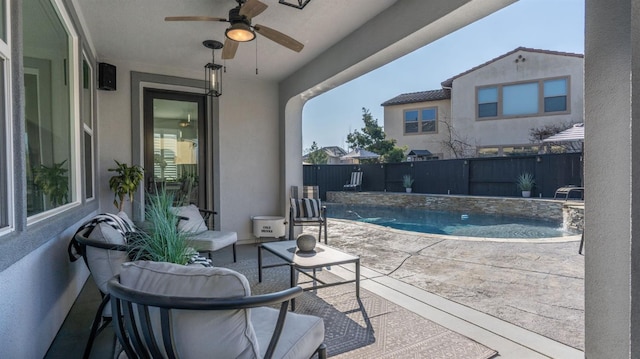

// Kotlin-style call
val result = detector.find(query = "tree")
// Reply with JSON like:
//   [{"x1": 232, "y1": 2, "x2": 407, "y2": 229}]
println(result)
[
  {"x1": 346, "y1": 107, "x2": 405, "y2": 163},
  {"x1": 439, "y1": 118, "x2": 476, "y2": 159},
  {"x1": 304, "y1": 141, "x2": 328, "y2": 164}
]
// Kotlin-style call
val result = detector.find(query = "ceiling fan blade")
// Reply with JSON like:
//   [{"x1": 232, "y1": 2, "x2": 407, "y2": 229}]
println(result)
[
  {"x1": 221, "y1": 39, "x2": 239, "y2": 60},
  {"x1": 254, "y1": 24, "x2": 304, "y2": 52},
  {"x1": 239, "y1": 0, "x2": 268, "y2": 19}
]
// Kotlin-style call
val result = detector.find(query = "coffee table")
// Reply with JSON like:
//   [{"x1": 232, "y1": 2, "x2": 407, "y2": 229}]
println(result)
[{"x1": 258, "y1": 240, "x2": 360, "y2": 310}]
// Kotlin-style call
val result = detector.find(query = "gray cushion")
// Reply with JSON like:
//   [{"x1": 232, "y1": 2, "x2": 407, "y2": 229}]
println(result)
[
  {"x1": 118, "y1": 261, "x2": 260, "y2": 358},
  {"x1": 252, "y1": 307, "x2": 325, "y2": 359},
  {"x1": 172, "y1": 204, "x2": 209, "y2": 234},
  {"x1": 189, "y1": 230, "x2": 238, "y2": 252},
  {"x1": 86, "y1": 222, "x2": 129, "y2": 317}
]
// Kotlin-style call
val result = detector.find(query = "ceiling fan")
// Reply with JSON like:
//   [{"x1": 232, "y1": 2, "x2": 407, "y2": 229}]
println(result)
[{"x1": 165, "y1": 0, "x2": 304, "y2": 60}]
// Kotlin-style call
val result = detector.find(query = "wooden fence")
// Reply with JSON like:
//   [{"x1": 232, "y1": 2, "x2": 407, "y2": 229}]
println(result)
[{"x1": 303, "y1": 153, "x2": 583, "y2": 201}]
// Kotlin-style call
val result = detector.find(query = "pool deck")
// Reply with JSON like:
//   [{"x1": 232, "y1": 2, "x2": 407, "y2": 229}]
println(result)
[{"x1": 302, "y1": 218, "x2": 584, "y2": 357}]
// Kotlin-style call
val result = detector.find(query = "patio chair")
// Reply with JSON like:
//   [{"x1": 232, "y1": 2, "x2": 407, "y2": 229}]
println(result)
[
  {"x1": 67, "y1": 212, "x2": 134, "y2": 359},
  {"x1": 343, "y1": 171, "x2": 363, "y2": 191},
  {"x1": 108, "y1": 260, "x2": 327, "y2": 359},
  {"x1": 173, "y1": 204, "x2": 238, "y2": 261},
  {"x1": 289, "y1": 186, "x2": 327, "y2": 244}
]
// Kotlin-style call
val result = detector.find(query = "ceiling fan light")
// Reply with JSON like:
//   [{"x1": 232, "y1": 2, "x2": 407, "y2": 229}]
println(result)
[{"x1": 226, "y1": 23, "x2": 255, "y2": 42}]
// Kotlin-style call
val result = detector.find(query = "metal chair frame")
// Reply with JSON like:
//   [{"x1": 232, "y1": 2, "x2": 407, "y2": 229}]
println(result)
[
  {"x1": 108, "y1": 276, "x2": 327, "y2": 359},
  {"x1": 289, "y1": 186, "x2": 328, "y2": 244}
]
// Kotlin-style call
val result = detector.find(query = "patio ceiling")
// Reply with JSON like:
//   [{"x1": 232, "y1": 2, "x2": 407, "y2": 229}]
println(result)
[{"x1": 75, "y1": 0, "x2": 398, "y2": 81}]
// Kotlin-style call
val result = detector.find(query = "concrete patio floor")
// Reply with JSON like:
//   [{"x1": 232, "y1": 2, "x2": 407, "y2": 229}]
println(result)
[
  {"x1": 299, "y1": 218, "x2": 584, "y2": 358},
  {"x1": 47, "y1": 218, "x2": 584, "y2": 358}
]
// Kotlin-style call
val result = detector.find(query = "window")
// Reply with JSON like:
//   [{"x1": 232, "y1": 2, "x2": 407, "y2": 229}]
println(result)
[
  {"x1": 404, "y1": 107, "x2": 438, "y2": 134},
  {"x1": 544, "y1": 78, "x2": 567, "y2": 112},
  {"x1": 478, "y1": 87, "x2": 498, "y2": 118},
  {"x1": 82, "y1": 57, "x2": 94, "y2": 200},
  {"x1": 503, "y1": 82, "x2": 538, "y2": 116},
  {"x1": 477, "y1": 77, "x2": 570, "y2": 119},
  {"x1": 24, "y1": 0, "x2": 77, "y2": 217},
  {"x1": 0, "y1": 0, "x2": 9, "y2": 231}
]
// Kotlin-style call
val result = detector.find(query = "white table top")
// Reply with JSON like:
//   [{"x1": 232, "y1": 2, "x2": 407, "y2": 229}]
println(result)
[{"x1": 261, "y1": 240, "x2": 358, "y2": 269}]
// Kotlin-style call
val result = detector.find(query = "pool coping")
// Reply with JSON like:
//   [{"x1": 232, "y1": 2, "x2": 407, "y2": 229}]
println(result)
[{"x1": 330, "y1": 218, "x2": 583, "y2": 244}]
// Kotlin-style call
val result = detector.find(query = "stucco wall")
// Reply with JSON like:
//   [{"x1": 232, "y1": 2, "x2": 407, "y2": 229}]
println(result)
[
  {"x1": 383, "y1": 99, "x2": 452, "y2": 158},
  {"x1": 451, "y1": 50, "x2": 584, "y2": 148},
  {"x1": 97, "y1": 61, "x2": 282, "y2": 241}
]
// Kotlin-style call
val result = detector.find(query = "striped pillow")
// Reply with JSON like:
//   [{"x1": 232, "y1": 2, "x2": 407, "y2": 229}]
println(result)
[{"x1": 290, "y1": 198, "x2": 322, "y2": 219}]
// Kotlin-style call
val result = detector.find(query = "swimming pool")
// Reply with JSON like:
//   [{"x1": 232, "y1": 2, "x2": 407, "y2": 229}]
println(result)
[{"x1": 325, "y1": 203, "x2": 576, "y2": 239}]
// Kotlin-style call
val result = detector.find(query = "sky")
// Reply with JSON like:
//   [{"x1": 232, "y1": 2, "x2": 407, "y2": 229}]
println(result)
[{"x1": 301, "y1": 0, "x2": 585, "y2": 152}]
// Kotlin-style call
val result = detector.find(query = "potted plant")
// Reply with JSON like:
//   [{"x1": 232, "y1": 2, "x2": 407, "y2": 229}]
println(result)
[
  {"x1": 516, "y1": 172, "x2": 535, "y2": 198},
  {"x1": 402, "y1": 174, "x2": 414, "y2": 193},
  {"x1": 128, "y1": 189, "x2": 194, "y2": 265},
  {"x1": 108, "y1": 160, "x2": 144, "y2": 212},
  {"x1": 33, "y1": 160, "x2": 69, "y2": 207}
]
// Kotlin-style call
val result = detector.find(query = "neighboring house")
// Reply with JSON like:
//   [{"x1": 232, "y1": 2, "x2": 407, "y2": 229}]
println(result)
[
  {"x1": 303, "y1": 146, "x2": 348, "y2": 164},
  {"x1": 382, "y1": 47, "x2": 584, "y2": 159}
]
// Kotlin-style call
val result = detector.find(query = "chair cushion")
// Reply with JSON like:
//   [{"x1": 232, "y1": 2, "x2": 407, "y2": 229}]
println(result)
[
  {"x1": 119, "y1": 261, "x2": 260, "y2": 358},
  {"x1": 252, "y1": 307, "x2": 325, "y2": 359},
  {"x1": 86, "y1": 223, "x2": 128, "y2": 295},
  {"x1": 290, "y1": 198, "x2": 322, "y2": 219},
  {"x1": 172, "y1": 204, "x2": 208, "y2": 234},
  {"x1": 189, "y1": 230, "x2": 238, "y2": 252}
]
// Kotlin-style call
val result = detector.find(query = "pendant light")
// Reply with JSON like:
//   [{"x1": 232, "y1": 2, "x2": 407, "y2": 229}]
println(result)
[{"x1": 203, "y1": 40, "x2": 223, "y2": 97}]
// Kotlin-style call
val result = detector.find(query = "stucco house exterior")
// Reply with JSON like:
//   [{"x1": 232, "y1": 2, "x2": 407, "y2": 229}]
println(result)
[
  {"x1": 302, "y1": 146, "x2": 348, "y2": 164},
  {"x1": 382, "y1": 47, "x2": 584, "y2": 159}
]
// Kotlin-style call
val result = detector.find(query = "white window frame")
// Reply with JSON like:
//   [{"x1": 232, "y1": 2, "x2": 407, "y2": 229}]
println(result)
[
  {"x1": 82, "y1": 53, "x2": 95, "y2": 201},
  {"x1": 0, "y1": 0, "x2": 12, "y2": 236},
  {"x1": 26, "y1": 0, "x2": 81, "y2": 225}
]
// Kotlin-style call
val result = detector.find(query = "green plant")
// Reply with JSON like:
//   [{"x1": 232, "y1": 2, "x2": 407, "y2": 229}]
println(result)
[
  {"x1": 128, "y1": 189, "x2": 194, "y2": 265},
  {"x1": 33, "y1": 160, "x2": 68, "y2": 207},
  {"x1": 402, "y1": 174, "x2": 414, "y2": 188},
  {"x1": 516, "y1": 172, "x2": 535, "y2": 191},
  {"x1": 108, "y1": 160, "x2": 144, "y2": 212}
]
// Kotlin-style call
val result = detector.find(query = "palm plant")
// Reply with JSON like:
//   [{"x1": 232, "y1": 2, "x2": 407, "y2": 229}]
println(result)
[
  {"x1": 128, "y1": 189, "x2": 194, "y2": 265},
  {"x1": 108, "y1": 160, "x2": 144, "y2": 211}
]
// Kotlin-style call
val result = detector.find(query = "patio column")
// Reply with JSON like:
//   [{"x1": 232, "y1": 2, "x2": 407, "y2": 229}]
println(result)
[
  {"x1": 281, "y1": 95, "x2": 304, "y2": 238},
  {"x1": 584, "y1": 0, "x2": 640, "y2": 356}
]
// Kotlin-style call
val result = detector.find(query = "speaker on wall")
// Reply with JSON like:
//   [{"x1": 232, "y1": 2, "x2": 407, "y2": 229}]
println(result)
[{"x1": 98, "y1": 62, "x2": 116, "y2": 91}]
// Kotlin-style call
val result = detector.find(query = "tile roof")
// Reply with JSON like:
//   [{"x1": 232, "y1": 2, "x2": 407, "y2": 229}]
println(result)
[
  {"x1": 381, "y1": 89, "x2": 451, "y2": 106},
  {"x1": 440, "y1": 47, "x2": 584, "y2": 88}
]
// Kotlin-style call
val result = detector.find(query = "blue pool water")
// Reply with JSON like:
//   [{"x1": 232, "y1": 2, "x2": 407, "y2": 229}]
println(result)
[{"x1": 326, "y1": 203, "x2": 576, "y2": 239}]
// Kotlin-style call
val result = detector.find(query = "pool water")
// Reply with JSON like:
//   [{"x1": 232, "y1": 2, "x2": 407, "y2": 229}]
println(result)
[{"x1": 326, "y1": 203, "x2": 576, "y2": 239}]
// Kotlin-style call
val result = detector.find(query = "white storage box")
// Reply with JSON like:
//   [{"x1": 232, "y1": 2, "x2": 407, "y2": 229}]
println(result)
[{"x1": 252, "y1": 216, "x2": 286, "y2": 238}]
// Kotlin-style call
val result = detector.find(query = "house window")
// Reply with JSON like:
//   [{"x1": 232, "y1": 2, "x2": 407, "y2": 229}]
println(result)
[
  {"x1": 544, "y1": 78, "x2": 568, "y2": 112},
  {"x1": 24, "y1": 0, "x2": 77, "y2": 217},
  {"x1": 0, "y1": 58, "x2": 8, "y2": 230},
  {"x1": 477, "y1": 77, "x2": 570, "y2": 119},
  {"x1": 82, "y1": 57, "x2": 94, "y2": 200},
  {"x1": 478, "y1": 87, "x2": 498, "y2": 118},
  {"x1": 0, "y1": 0, "x2": 5, "y2": 42},
  {"x1": 0, "y1": 0, "x2": 9, "y2": 231},
  {"x1": 404, "y1": 107, "x2": 438, "y2": 134},
  {"x1": 503, "y1": 82, "x2": 538, "y2": 116}
]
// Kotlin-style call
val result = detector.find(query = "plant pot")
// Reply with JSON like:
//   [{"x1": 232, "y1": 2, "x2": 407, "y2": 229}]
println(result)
[
  {"x1": 522, "y1": 190, "x2": 531, "y2": 198},
  {"x1": 405, "y1": 188, "x2": 412, "y2": 193}
]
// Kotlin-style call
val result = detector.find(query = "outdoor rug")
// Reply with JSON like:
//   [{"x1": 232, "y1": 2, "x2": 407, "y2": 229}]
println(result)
[{"x1": 224, "y1": 259, "x2": 497, "y2": 359}]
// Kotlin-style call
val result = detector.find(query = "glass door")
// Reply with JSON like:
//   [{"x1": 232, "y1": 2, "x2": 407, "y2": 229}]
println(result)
[{"x1": 143, "y1": 89, "x2": 206, "y2": 207}]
